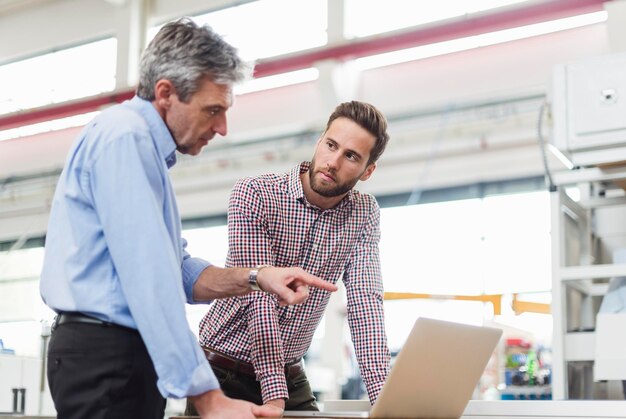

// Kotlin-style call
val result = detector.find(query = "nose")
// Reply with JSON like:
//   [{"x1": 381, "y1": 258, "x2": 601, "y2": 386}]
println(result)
[
  {"x1": 327, "y1": 152, "x2": 341, "y2": 171},
  {"x1": 213, "y1": 114, "x2": 228, "y2": 137}
]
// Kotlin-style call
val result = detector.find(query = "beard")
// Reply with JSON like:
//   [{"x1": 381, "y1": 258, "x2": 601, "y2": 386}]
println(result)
[{"x1": 308, "y1": 160, "x2": 361, "y2": 198}]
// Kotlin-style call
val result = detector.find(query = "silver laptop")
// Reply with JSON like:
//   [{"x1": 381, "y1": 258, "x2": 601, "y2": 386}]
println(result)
[{"x1": 285, "y1": 317, "x2": 502, "y2": 419}]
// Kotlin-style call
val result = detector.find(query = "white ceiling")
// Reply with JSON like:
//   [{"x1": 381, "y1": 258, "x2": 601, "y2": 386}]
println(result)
[{"x1": 0, "y1": 0, "x2": 54, "y2": 16}]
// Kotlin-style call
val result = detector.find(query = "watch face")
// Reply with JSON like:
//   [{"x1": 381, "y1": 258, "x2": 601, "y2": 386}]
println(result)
[{"x1": 248, "y1": 269, "x2": 261, "y2": 291}]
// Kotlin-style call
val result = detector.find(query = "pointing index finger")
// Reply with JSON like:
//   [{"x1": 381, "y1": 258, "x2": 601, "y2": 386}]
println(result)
[{"x1": 301, "y1": 274, "x2": 337, "y2": 292}]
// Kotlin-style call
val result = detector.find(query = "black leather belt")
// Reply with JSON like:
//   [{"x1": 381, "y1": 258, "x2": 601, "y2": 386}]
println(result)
[
  {"x1": 52, "y1": 312, "x2": 131, "y2": 331},
  {"x1": 202, "y1": 347, "x2": 304, "y2": 378}
]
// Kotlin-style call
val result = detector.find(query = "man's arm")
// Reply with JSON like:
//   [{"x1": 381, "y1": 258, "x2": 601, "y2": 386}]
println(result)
[
  {"x1": 219, "y1": 178, "x2": 299, "y2": 406},
  {"x1": 245, "y1": 292, "x2": 290, "y2": 405},
  {"x1": 90, "y1": 134, "x2": 217, "y2": 398},
  {"x1": 192, "y1": 265, "x2": 336, "y2": 304},
  {"x1": 343, "y1": 201, "x2": 391, "y2": 403}
]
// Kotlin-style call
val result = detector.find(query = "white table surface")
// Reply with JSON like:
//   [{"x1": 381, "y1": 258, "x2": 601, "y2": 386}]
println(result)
[{"x1": 462, "y1": 400, "x2": 626, "y2": 418}]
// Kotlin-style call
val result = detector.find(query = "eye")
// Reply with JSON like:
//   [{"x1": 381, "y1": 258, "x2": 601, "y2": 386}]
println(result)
[
  {"x1": 326, "y1": 140, "x2": 337, "y2": 149},
  {"x1": 345, "y1": 152, "x2": 358, "y2": 161},
  {"x1": 206, "y1": 107, "x2": 223, "y2": 117}
]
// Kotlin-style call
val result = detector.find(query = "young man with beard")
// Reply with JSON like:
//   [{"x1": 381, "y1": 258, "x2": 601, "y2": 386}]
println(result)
[{"x1": 186, "y1": 101, "x2": 392, "y2": 416}]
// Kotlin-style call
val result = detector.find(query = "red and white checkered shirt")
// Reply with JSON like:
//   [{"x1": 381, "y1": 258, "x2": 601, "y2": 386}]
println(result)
[{"x1": 198, "y1": 162, "x2": 390, "y2": 403}]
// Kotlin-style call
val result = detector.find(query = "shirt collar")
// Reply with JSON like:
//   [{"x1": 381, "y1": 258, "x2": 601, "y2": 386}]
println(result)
[
  {"x1": 288, "y1": 161, "x2": 354, "y2": 211},
  {"x1": 126, "y1": 96, "x2": 177, "y2": 168}
]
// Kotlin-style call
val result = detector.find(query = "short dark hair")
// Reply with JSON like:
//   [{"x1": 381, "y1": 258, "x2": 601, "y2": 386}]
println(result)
[
  {"x1": 137, "y1": 18, "x2": 251, "y2": 102},
  {"x1": 325, "y1": 101, "x2": 390, "y2": 165}
]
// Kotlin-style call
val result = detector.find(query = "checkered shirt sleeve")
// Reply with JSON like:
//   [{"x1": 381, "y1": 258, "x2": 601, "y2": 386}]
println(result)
[
  {"x1": 343, "y1": 199, "x2": 391, "y2": 403},
  {"x1": 227, "y1": 178, "x2": 290, "y2": 401}
]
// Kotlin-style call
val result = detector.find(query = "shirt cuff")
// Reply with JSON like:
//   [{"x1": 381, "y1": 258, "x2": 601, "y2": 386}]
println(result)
[
  {"x1": 157, "y1": 358, "x2": 219, "y2": 399},
  {"x1": 365, "y1": 379, "x2": 385, "y2": 404},
  {"x1": 259, "y1": 373, "x2": 289, "y2": 403},
  {"x1": 182, "y1": 257, "x2": 211, "y2": 304}
]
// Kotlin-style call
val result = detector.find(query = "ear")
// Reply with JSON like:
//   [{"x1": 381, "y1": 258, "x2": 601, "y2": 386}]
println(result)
[
  {"x1": 153, "y1": 79, "x2": 176, "y2": 112},
  {"x1": 360, "y1": 163, "x2": 376, "y2": 181}
]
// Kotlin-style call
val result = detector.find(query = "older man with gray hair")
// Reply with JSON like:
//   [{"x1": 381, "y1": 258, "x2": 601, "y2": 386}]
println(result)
[{"x1": 40, "y1": 18, "x2": 336, "y2": 419}]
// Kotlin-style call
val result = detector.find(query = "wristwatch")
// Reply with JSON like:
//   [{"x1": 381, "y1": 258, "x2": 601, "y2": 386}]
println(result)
[{"x1": 248, "y1": 266, "x2": 269, "y2": 292}]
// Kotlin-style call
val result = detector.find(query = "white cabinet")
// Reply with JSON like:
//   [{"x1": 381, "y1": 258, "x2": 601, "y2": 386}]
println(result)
[
  {"x1": 550, "y1": 168, "x2": 626, "y2": 400},
  {"x1": 0, "y1": 354, "x2": 52, "y2": 415},
  {"x1": 552, "y1": 51, "x2": 626, "y2": 167},
  {"x1": 550, "y1": 51, "x2": 626, "y2": 400}
]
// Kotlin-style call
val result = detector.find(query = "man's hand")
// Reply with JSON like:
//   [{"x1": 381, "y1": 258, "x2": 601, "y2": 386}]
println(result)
[
  {"x1": 256, "y1": 266, "x2": 338, "y2": 306},
  {"x1": 191, "y1": 389, "x2": 283, "y2": 418},
  {"x1": 192, "y1": 265, "x2": 337, "y2": 303},
  {"x1": 252, "y1": 398, "x2": 285, "y2": 417}
]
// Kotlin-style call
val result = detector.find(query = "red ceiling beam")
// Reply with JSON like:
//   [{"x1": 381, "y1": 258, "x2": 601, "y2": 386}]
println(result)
[
  {"x1": 0, "y1": 0, "x2": 608, "y2": 131},
  {"x1": 253, "y1": 0, "x2": 607, "y2": 77},
  {"x1": 0, "y1": 90, "x2": 135, "y2": 131}
]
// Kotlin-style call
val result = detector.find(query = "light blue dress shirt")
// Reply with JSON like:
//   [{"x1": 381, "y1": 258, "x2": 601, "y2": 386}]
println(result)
[{"x1": 40, "y1": 96, "x2": 218, "y2": 398}]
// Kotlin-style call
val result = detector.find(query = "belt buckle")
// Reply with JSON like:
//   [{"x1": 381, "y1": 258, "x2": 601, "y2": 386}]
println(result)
[{"x1": 51, "y1": 315, "x2": 60, "y2": 331}]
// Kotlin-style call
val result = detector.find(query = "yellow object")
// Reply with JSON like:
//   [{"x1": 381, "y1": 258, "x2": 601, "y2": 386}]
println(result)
[
  {"x1": 384, "y1": 292, "x2": 552, "y2": 316},
  {"x1": 384, "y1": 292, "x2": 502, "y2": 315},
  {"x1": 511, "y1": 293, "x2": 551, "y2": 315}
]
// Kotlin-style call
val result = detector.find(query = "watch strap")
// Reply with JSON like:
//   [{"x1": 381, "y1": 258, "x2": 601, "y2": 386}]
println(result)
[{"x1": 248, "y1": 265, "x2": 270, "y2": 292}]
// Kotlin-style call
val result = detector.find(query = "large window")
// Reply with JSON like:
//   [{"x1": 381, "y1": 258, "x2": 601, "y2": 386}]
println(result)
[
  {"x1": 182, "y1": 224, "x2": 229, "y2": 336},
  {"x1": 180, "y1": 189, "x2": 553, "y2": 350},
  {"x1": 344, "y1": 0, "x2": 530, "y2": 39},
  {"x1": 0, "y1": 38, "x2": 117, "y2": 142},
  {"x1": 0, "y1": 247, "x2": 53, "y2": 356},
  {"x1": 0, "y1": 190, "x2": 551, "y2": 356},
  {"x1": 380, "y1": 190, "x2": 552, "y2": 350},
  {"x1": 0, "y1": 38, "x2": 117, "y2": 116},
  {"x1": 0, "y1": 0, "x2": 607, "y2": 140},
  {"x1": 380, "y1": 191, "x2": 550, "y2": 296},
  {"x1": 192, "y1": 0, "x2": 327, "y2": 62},
  {"x1": 146, "y1": 0, "x2": 327, "y2": 64}
]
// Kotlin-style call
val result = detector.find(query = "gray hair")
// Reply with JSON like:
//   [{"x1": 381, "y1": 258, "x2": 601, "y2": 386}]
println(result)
[{"x1": 137, "y1": 18, "x2": 252, "y2": 102}]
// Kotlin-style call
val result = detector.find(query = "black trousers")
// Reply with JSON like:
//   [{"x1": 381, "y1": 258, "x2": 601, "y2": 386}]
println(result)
[
  {"x1": 47, "y1": 322, "x2": 166, "y2": 419},
  {"x1": 185, "y1": 362, "x2": 318, "y2": 415}
]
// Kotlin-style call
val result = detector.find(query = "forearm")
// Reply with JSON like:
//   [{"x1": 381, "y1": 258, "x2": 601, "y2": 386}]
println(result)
[
  {"x1": 348, "y1": 297, "x2": 391, "y2": 403},
  {"x1": 246, "y1": 294, "x2": 290, "y2": 403},
  {"x1": 192, "y1": 265, "x2": 252, "y2": 301},
  {"x1": 351, "y1": 327, "x2": 390, "y2": 401},
  {"x1": 347, "y1": 213, "x2": 390, "y2": 401},
  {"x1": 345, "y1": 274, "x2": 390, "y2": 401},
  {"x1": 193, "y1": 265, "x2": 333, "y2": 304}
]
